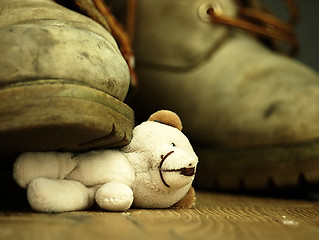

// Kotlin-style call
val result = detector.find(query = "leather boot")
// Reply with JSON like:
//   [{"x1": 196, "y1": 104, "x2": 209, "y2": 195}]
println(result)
[
  {"x1": 0, "y1": 0, "x2": 134, "y2": 155},
  {"x1": 131, "y1": 0, "x2": 319, "y2": 189}
]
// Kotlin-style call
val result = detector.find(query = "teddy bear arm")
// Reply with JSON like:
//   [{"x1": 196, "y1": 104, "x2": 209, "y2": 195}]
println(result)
[
  {"x1": 170, "y1": 187, "x2": 196, "y2": 209},
  {"x1": 95, "y1": 181, "x2": 134, "y2": 211}
]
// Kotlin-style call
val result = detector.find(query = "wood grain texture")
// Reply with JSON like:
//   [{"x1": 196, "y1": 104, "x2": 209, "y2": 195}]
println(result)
[{"x1": 1, "y1": 192, "x2": 319, "y2": 240}]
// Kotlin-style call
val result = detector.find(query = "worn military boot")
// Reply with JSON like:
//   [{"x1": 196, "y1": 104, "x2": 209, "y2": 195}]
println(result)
[
  {"x1": 0, "y1": 0, "x2": 134, "y2": 155},
  {"x1": 131, "y1": 0, "x2": 319, "y2": 189}
]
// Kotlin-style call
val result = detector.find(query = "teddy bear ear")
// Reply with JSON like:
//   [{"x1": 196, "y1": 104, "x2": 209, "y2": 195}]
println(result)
[{"x1": 148, "y1": 110, "x2": 183, "y2": 131}]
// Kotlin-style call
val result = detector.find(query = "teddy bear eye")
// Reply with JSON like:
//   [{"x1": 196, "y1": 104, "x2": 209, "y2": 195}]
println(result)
[{"x1": 172, "y1": 142, "x2": 176, "y2": 147}]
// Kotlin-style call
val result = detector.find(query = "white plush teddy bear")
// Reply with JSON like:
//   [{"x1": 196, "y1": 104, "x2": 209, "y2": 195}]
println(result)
[{"x1": 13, "y1": 110, "x2": 198, "y2": 212}]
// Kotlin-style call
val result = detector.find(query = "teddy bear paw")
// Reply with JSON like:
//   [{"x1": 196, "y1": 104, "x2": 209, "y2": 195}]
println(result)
[
  {"x1": 27, "y1": 177, "x2": 92, "y2": 212},
  {"x1": 95, "y1": 182, "x2": 134, "y2": 211}
]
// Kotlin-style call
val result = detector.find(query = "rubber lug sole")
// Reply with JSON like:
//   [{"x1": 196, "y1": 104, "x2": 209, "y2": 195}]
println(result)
[
  {"x1": 0, "y1": 80, "x2": 134, "y2": 156},
  {"x1": 194, "y1": 140, "x2": 319, "y2": 190}
]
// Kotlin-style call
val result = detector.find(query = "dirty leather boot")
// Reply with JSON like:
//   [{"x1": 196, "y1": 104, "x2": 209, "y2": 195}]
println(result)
[
  {"x1": 0, "y1": 0, "x2": 134, "y2": 155},
  {"x1": 131, "y1": 0, "x2": 319, "y2": 189}
]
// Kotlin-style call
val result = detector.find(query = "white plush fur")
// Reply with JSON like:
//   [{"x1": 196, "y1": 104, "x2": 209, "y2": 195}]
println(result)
[{"x1": 13, "y1": 114, "x2": 198, "y2": 212}]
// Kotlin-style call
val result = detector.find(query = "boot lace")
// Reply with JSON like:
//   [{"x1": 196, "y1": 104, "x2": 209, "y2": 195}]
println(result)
[{"x1": 207, "y1": 0, "x2": 299, "y2": 56}]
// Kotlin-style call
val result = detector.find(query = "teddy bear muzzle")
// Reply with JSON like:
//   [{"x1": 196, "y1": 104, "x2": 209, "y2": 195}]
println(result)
[{"x1": 159, "y1": 150, "x2": 197, "y2": 188}]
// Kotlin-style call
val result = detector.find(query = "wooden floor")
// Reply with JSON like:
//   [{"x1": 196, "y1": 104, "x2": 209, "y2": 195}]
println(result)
[{"x1": 1, "y1": 191, "x2": 319, "y2": 240}]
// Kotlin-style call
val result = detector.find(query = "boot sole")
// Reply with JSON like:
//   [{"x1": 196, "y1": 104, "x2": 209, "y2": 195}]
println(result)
[
  {"x1": 195, "y1": 140, "x2": 319, "y2": 190},
  {"x1": 0, "y1": 80, "x2": 134, "y2": 156}
]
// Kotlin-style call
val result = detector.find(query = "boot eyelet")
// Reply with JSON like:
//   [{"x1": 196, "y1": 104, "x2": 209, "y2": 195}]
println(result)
[{"x1": 198, "y1": 1, "x2": 223, "y2": 22}]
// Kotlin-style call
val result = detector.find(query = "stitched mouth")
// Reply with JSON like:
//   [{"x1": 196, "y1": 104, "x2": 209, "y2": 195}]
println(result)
[
  {"x1": 162, "y1": 167, "x2": 195, "y2": 177},
  {"x1": 159, "y1": 151, "x2": 196, "y2": 188},
  {"x1": 159, "y1": 151, "x2": 174, "y2": 188}
]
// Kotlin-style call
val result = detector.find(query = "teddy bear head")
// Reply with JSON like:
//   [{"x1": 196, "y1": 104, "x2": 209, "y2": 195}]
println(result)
[{"x1": 121, "y1": 110, "x2": 198, "y2": 193}]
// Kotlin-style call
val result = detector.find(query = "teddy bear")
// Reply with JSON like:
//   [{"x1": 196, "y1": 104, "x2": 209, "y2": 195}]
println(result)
[{"x1": 13, "y1": 110, "x2": 198, "y2": 212}]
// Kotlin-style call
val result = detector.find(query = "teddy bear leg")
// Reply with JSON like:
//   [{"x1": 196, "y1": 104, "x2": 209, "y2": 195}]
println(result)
[
  {"x1": 14, "y1": 152, "x2": 76, "y2": 188},
  {"x1": 95, "y1": 182, "x2": 134, "y2": 211},
  {"x1": 27, "y1": 177, "x2": 94, "y2": 212}
]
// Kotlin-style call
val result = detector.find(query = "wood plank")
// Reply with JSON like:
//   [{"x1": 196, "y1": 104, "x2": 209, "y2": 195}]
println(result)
[{"x1": 1, "y1": 192, "x2": 319, "y2": 240}]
